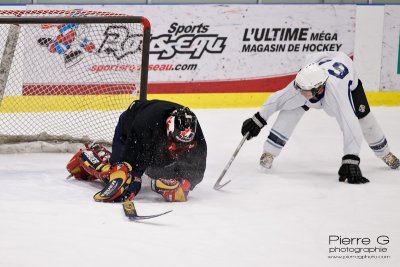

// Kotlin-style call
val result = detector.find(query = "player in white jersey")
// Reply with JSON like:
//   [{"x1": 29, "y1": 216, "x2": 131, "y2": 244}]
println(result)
[{"x1": 241, "y1": 52, "x2": 399, "y2": 184}]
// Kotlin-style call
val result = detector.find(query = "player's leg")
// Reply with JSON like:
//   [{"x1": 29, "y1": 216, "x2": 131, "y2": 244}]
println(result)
[
  {"x1": 261, "y1": 107, "x2": 306, "y2": 169},
  {"x1": 352, "y1": 80, "x2": 399, "y2": 169},
  {"x1": 66, "y1": 143, "x2": 111, "y2": 181}
]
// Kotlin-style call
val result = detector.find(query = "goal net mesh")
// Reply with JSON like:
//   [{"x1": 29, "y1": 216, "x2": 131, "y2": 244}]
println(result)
[{"x1": 0, "y1": 10, "x2": 149, "y2": 150}]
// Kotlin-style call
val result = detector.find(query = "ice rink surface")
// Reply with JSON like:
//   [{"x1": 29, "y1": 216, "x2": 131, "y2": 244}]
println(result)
[{"x1": 0, "y1": 107, "x2": 399, "y2": 267}]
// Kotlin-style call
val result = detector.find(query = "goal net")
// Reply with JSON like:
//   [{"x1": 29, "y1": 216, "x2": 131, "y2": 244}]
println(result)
[{"x1": 0, "y1": 10, "x2": 150, "y2": 152}]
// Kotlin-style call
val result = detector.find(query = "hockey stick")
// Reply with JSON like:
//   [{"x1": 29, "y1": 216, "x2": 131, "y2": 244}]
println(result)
[
  {"x1": 213, "y1": 132, "x2": 249, "y2": 190},
  {"x1": 123, "y1": 201, "x2": 172, "y2": 221}
]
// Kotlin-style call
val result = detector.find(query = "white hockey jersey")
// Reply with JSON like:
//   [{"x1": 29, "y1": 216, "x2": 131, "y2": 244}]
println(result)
[{"x1": 259, "y1": 52, "x2": 363, "y2": 155}]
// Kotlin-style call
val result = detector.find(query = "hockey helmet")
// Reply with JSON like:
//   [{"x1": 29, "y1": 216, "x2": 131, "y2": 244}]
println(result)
[
  {"x1": 294, "y1": 63, "x2": 329, "y2": 97},
  {"x1": 166, "y1": 107, "x2": 197, "y2": 143}
]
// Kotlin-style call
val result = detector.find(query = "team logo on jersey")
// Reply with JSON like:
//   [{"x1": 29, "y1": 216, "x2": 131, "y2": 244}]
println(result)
[{"x1": 358, "y1": 105, "x2": 366, "y2": 113}]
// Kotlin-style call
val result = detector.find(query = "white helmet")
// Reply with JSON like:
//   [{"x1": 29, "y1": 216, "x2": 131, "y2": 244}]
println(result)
[{"x1": 294, "y1": 63, "x2": 329, "y2": 95}]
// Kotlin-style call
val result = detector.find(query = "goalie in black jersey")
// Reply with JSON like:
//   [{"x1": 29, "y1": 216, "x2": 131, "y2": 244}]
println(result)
[{"x1": 66, "y1": 100, "x2": 207, "y2": 202}]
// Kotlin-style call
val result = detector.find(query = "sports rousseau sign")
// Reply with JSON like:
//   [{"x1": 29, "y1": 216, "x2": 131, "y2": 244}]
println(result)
[{"x1": 24, "y1": 4, "x2": 355, "y2": 95}]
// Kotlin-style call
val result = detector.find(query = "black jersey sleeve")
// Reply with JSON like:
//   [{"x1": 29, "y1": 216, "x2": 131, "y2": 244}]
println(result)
[{"x1": 173, "y1": 124, "x2": 207, "y2": 189}]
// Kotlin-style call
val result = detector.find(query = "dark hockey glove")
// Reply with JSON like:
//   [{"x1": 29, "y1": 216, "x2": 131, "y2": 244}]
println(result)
[
  {"x1": 241, "y1": 112, "x2": 267, "y2": 140},
  {"x1": 338, "y1": 155, "x2": 369, "y2": 184}
]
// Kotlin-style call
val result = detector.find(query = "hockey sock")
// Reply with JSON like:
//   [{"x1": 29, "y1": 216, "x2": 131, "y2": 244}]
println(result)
[{"x1": 359, "y1": 113, "x2": 390, "y2": 158}]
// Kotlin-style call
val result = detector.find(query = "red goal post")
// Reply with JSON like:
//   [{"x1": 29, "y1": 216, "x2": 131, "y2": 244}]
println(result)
[{"x1": 0, "y1": 10, "x2": 150, "y2": 150}]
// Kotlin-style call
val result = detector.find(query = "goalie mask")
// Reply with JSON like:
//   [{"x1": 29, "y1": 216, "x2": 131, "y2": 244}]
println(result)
[
  {"x1": 166, "y1": 107, "x2": 197, "y2": 143},
  {"x1": 294, "y1": 63, "x2": 329, "y2": 97}
]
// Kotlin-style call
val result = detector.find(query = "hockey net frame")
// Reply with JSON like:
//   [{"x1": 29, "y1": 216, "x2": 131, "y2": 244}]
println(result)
[{"x1": 0, "y1": 10, "x2": 150, "y2": 152}]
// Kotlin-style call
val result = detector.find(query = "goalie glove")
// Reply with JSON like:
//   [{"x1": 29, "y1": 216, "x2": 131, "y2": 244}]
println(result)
[
  {"x1": 241, "y1": 112, "x2": 267, "y2": 140},
  {"x1": 338, "y1": 155, "x2": 370, "y2": 184},
  {"x1": 93, "y1": 162, "x2": 142, "y2": 203},
  {"x1": 151, "y1": 178, "x2": 191, "y2": 202}
]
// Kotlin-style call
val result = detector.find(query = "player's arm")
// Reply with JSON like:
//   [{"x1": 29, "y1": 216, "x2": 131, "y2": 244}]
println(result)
[
  {"x1": 179, "y1": 136, "x2": 207, "y2": 188},
  {"x1": 147, "y1": 149, "x2": 205, "y2": 203},
  {"x1": 151, "y1": 128, "x2": 207, "y2": 202},
  {"x1": 149, "y1": 142, "x2": 206, "y2": 202},
  {"x1": 241, "y1": 83, "x2": 306, "y2": 140},
  {"x1": 335, "y1": 114, "x2": 369, "y2": 184},
  {"x1": 338, "y1": 155, "x2": 369, "y2": 184},
  {"x1": 331, "y1": 79, "x2": 369, "y2": 184}
]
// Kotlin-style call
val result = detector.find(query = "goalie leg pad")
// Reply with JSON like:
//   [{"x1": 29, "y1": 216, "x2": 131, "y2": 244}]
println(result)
[
  {"x1": 151, "y1": 178, "x2": 191, "y2": 202},
  {"x1": 79, "y1": 149, "x2": 111, "y2": 182},
  {"x1": 351, "y1": 79, "x2": 370, "y2": 119},
  {"x1": 66, "y1": 144, "x2": 112, "y2": 181},
  {"x1": 66, "y1": 150, "x2": 93, "y2": 180}
]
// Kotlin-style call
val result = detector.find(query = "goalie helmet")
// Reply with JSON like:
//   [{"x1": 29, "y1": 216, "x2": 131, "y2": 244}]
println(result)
[
  {"x1": 167, "y1": 107, "x2": 197, "y2": 143},
  {"x1": 294, "y1": 63, "x2": 329, "y2": 96}
]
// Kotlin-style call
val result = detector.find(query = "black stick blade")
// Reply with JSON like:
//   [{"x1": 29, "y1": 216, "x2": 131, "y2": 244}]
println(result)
[{"x1": 123, "y1": 201, "x2": 172, "y2": 221}]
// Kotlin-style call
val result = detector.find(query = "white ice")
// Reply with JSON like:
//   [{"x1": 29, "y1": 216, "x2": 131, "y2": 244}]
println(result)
[{"x1": 0, "y1": 107, "x2": 399, "y2": 267}]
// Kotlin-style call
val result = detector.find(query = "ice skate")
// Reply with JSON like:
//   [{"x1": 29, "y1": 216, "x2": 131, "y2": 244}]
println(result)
[
  {"x1": 259, "y1": 152, "x2": 274, "y2": 170},
  {"x1": 382, "y1": 152, "x2": 400, "y2": 169}
]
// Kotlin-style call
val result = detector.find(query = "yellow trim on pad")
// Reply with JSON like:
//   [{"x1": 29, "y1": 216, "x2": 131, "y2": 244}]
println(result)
[{"x1": 0, "y1": 92, "x2": 399, "y2": 112}]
